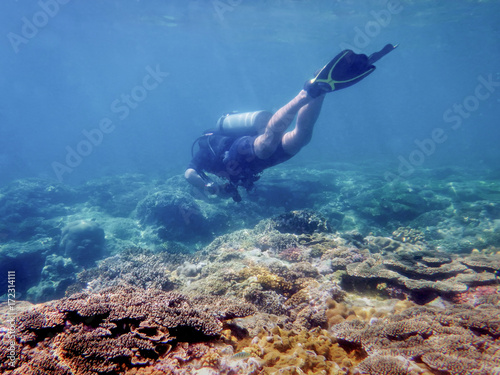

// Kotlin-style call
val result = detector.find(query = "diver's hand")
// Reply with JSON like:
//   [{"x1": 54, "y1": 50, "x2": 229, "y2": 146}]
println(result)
[
  {"x1": 205, "y1": 182, "x2": 242, "y2": 202},
  {"x1": 204, "y1": 182, "x2": 219, "y2": 195},
  {"x1": 205, "y1": 182, "x2": 232, "y2": 198}
]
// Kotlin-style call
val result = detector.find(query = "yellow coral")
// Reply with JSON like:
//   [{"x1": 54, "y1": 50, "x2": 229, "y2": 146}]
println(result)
[
  {"x1": 325, "y1": 299, "x2": 416, "y2": 328},
  {"x1": 377, "y1": 282, "x2": 388, "y2": 290},
  {"x1": 240, "y1": 326, "x2": 360, "y2": 374},
  {"x1": 238, "y1": 266, "x2": 295, "y2": 295}
]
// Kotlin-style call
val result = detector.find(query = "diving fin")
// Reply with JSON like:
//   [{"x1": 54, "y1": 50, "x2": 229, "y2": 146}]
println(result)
[
  {"x1": 305, "y1": 44, "x2": 398, "y2": 98},
  {"x1": 368, "y1": 43, "x2": 398, "y2": 64}
]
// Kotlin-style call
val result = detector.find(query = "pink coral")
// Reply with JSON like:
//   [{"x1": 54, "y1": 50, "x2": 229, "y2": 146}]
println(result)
[
  {"x1": 452, "y1": 285, "x2": 500, "y2": 306},
  {"x1": 278, "y1": 247, "x2": 303, "y2": 262}
]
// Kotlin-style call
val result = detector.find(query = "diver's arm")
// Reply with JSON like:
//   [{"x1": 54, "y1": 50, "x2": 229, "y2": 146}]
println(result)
[
  {"x1": 185, "y1": 168, "x2": 229, "y2": 196},
  {"x1": 184, "y1": 168, "x2": 207, "y2": 190}
]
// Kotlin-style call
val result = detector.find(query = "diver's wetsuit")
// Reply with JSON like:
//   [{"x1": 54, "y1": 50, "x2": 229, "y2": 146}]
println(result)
[{"x1": 188, "y1": 134, "x2": 293, "y2": 191}]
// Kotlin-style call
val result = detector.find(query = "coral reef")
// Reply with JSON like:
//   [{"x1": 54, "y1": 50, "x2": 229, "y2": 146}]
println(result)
[
  {"x1": 73, "y1": 247, "x2": 188, "y2": 294},
  {"x1": 271, "y1": 209, "x2": 331, "y2": 235},
  {"x1": 348, "y1": 182, "x2": 451, "y2": 224},
  {"x1": 0, "y1": 178, "x2": 80, "y2": 242},
  {"x1": 241, "y1": 326, "x2": 358, "y2": 374},
  {"x1": 84, "y1": 174, "x2": 149, "y2": 217},
  {"x1": 3, "y1": 164, "x2": 500, "y2": 302},
  {"x1": 136, "y1": 188, "x2": 210, "y2": 241},
  {"x1": 27, "y1": 254, "x2": 78, "y2": 302},
  {"x1": 134, "y1": 175, "x2": 269, "y2": 243},
  {"x1": 342, "y1": 237, "x2": 500, "y2": 303},
  {"x1": 60, "y1": 220, "x2": 105, "y2": 267},
  {"x1": 1, "y1": 285, "x2": 255, "y2": 375},
  {"x1": 2, "y1": 164, "x2": 500, "y2": 374},
  {"x1": 331, "y1": 304, "x2": 500, "y2": 374},
  {"x1": 0, "y1": 239, "x2": 56, "y2": 301},
  {"x1": 392, "y1": 226, "x2": 425, "y2": 244}
]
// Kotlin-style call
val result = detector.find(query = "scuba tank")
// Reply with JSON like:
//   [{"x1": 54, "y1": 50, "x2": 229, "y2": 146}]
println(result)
[
  {"x1": 191, "y1": 110, "x2": 273, "y2": 157},
  {"x1": 215, "y1": 110, "x2": 273, "y2": 137},
  {"x1": 190, "y1": 111, "x2": 272, "y2": 203}
]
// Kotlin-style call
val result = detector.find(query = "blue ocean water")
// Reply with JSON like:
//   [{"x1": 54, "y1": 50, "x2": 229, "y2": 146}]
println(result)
[
  {"x1": 2, "y1": 3, "x2": 500, "y2": 373},
  {"x1": 0, "y1": 0, "x2": 499, "y2": 185}
]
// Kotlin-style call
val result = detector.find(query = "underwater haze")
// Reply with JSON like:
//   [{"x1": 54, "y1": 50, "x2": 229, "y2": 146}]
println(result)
[
  {"x1": 2, "y1": 1, "x2": 500, "y2": 374},
  {"x1": 0, "y1": 0, "x2": 499, "y2": 185}
]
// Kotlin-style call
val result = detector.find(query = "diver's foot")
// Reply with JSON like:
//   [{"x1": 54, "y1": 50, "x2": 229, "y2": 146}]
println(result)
[
  {"x1": 304, "y1": 50, "x2": 374, "y2": 98},
  {"x1": 303, "y1": 45, "x2": 397, "y2": 98}
]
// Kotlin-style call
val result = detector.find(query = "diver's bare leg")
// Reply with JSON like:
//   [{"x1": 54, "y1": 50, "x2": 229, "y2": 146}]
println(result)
[
  {"x1": 254, "y1": 90, "x2": 312, "y2": 159},
  {"x1": 281, "y1": 93, "x2": 325, "y2": 155}
]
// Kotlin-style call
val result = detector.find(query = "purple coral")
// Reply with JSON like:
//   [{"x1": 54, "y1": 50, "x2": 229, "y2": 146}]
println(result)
[{"x1": 2, "y1": 286, "x2": 255, "y2": 374}]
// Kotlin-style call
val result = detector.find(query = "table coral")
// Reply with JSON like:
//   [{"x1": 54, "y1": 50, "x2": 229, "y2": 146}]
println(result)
[
  {"x1": 356, "y1": 355, "x2": 426, "y2": 375},
  {"x1": 331, "y1": 304, "x2": 500, "y2": 374},
  {"x1": 1, "y1": 286, "x2": 255, "y2": 375},
  {"x1": 343, "y1": 242, "x2": 500, "y2": 304}
]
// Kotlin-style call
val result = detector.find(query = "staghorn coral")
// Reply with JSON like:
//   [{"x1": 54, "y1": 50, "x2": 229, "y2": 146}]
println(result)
[
  {"x1": 321, "y1": 245, "x2": 368, "y2": 271},
  {"x1": 236, "y1": 266, "x2": 297, "y2": 296},
  {"x1": 1, "y1": 285, "x2": 255, "y2": 375},
  {"x1": 244, "y1": 290, "x2": 288, "y2": 315},
  {"x1": 331, "y1": 304, "x2": 500, "y2": 374},
  {"x1": 255, "y1": 229, "x2": 300, "y2": 251}
]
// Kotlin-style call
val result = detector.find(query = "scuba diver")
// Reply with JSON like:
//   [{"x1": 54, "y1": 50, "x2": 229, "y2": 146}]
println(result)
[{"x1": 186, "y1": 44, "x2": 397, "y2": 202}]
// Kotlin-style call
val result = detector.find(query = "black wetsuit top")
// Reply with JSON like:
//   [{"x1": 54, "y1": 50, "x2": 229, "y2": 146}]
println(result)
[{"x1": 189, "y1": 134, "x2": 293, "y2": 190}]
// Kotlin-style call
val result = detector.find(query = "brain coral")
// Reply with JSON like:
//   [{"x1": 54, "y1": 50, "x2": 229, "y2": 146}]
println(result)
[{"x1": 60, "y1": 220, "x2": 105, "y2": 266}]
